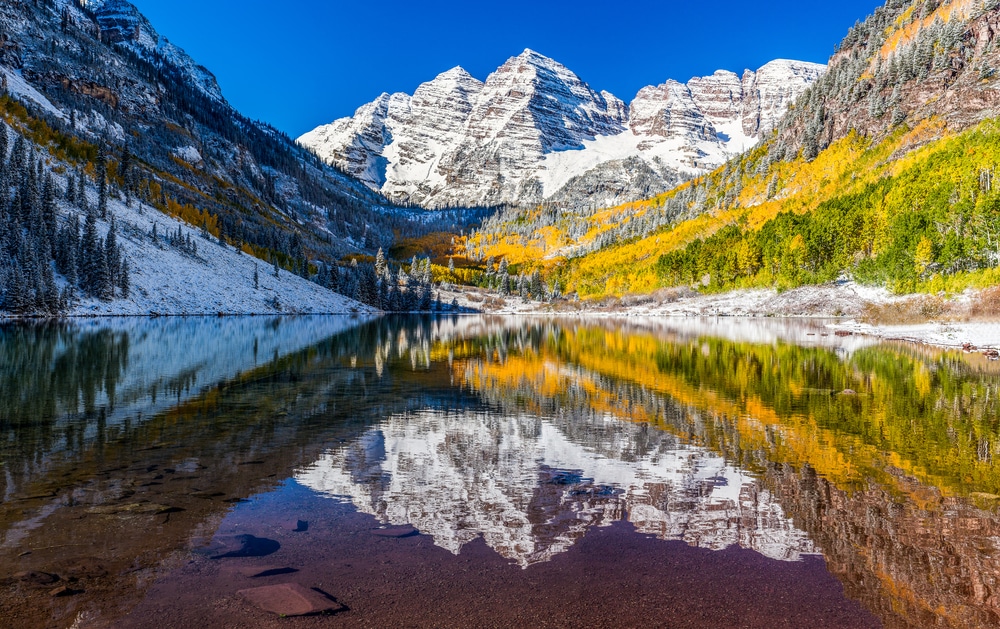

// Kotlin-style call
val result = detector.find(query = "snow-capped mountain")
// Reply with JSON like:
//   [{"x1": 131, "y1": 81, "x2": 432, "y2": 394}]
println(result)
[
  {"x1": 299, "y1": 50, "x2": 825, "y2": 209},
  {"x1": 298, "y1": 409, "x2": 817, "y2": 567}
]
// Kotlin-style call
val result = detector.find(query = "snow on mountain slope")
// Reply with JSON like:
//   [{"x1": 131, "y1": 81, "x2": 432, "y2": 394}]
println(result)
[
  {"x1": 300, "y1": 52, "x2": 825, "y2": 210},
  {"x1": 0, "y1": 67, "x2": 67, "y2": 120}
]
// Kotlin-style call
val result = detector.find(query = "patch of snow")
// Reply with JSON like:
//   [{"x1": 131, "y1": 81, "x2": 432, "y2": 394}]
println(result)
[
  {"x1": 75, "y1": 110, "x2": 126, "y2": 142},
  {"x1": 173, "y1": 145, "x2": 202, "y2": 164},
  {"x1": 0, "y1": 67, "x2": 66, "y2": 121}
]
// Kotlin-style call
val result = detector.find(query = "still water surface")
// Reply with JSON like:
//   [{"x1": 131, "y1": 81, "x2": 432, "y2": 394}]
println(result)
[{"x1": 2, "y1": 315, "x2": 999, "y2": 628}]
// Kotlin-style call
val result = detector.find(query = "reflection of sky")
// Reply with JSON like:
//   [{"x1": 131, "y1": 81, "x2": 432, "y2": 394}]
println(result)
[{"x1": 297, "y1": 409, "x2": 817, "y2": 567}]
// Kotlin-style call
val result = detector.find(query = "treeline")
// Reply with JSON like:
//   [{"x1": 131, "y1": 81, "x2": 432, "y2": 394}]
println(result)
[
  {"x1": 311, "y1": 249, "x2": 448, "y2": 312},
  {"x1": 0, "y1": 126, "x2": 128, "y2": 315},
  {"x1": 478, "y1": 257, "x2": 555, "y2": 302}
]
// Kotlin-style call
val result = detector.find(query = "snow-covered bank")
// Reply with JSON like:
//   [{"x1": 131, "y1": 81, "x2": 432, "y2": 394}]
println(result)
[
  {"x1": 439, "y1": 281, "x2": 896, "y2": 318},
  {"x1": 829, "y1": 320, "x2": 1000, "y2": 351},
  {"x1": 13, "y1": 188, "x2": 377, "y2": 318},
  {"x1": 437, "y1": 282, "x2": 999, "y2": 350}
]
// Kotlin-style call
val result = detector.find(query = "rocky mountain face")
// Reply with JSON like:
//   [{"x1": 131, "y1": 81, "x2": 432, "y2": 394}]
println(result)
[
  {"x1": 299, "y1": 50, "x2": 825, "y2": 209},
  {"x1": 80, "y1": 0, "x2": 224, "y2": 101}
]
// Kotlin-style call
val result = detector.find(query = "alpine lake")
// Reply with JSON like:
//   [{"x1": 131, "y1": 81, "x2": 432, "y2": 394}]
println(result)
[{"x1": 2, "y1": 315, "x2": 999, "y2": 629}]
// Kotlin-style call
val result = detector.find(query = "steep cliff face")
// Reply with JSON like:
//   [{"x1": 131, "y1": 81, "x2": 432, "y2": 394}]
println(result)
[{"x1": 300, "y1": 51, "x2": 824, "y2": 209}]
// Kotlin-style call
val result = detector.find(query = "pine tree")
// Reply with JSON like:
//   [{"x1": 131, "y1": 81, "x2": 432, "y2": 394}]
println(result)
[
  {"x1": 94, "y1": 241, "x2": 112, "y2": 300},
  {"x1": 119, "y1": 258, "x2": 130, "y2": 298},
  {"x1": 375, "y1": 247, "x2": 387, "y2": 279},
  {"x1": 76, "y1": 170, "x2": 87, "y2": 213},
  {"x1": 42, "y1": 262, "x2": 59, "y2": 314},
  {"x1": 253, "y1": 263, "x2": 259, "y2": 290},
  {"x1": 5, "y1": 265, "x2": 27, "y2": 314},
  {"x1": 65, "y1": 173, "x2": 76, "y2": 204},
  {"x1": 41, "y1": 173, "x2": 56, "y2": 255},
  {"x1": 105, "y1": 222, "x2": 120, "y2": 290}
]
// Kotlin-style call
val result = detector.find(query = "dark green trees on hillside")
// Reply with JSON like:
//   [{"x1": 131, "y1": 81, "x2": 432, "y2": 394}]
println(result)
[{"x1": 0, "y1": 125, "x2": 128, "y2": 314}]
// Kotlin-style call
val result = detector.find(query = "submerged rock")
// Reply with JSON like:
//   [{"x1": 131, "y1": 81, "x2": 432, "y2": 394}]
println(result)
[
  {"x1": 206, "y1": 534, "x2": 280, "y2": 559},
  {"x1": 49, "y1": 585, "x2": 80, "y2": 597},
  {"x1": 86, "y1": 503, "x2": 178, "y2": 516},
  {"x1": 280, "y1": 519, "x2": 309, "y2": 532},
  {"x1": 237, "y1": 583, "x2": 344, "y2": 616}
]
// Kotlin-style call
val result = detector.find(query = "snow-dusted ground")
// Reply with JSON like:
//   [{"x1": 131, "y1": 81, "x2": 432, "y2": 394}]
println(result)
[
  {"x1": 438, "y1": 282, "x2": 1000, "y2": 350},
  {"x1": 32, "y1": 189, "x2": 376, "y2": 317}
]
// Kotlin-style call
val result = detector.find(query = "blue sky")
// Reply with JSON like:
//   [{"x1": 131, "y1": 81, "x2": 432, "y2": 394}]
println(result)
[{"x1": 130, "y1": 0, "x2": 886, "y2": 137}]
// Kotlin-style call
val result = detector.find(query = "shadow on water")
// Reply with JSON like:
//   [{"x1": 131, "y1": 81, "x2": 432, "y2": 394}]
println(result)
[{"x1": 0, "y1": 315, "x2": 997, "y2": 628}]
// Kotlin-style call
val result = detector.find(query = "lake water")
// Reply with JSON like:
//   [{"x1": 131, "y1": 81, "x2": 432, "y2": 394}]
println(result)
[{"x1": 2, "y1": 315, "x2": 999, "y2": 628}]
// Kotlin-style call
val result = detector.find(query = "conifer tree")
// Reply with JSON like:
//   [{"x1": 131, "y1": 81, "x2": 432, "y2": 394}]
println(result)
[
  {"x1": 76, "y1": 170, "x2": 87, "y2": 213},
  {"x1": 95, "y1": 240, "x2": 112, "y2": 300},
  {"x1": 105, "y1": 222, "x2": 120, "y2": 290}
]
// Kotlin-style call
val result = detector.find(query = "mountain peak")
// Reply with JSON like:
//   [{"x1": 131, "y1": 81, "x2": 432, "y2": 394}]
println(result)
[
  {"x1": 509, "y1": 48, "x2": 564, "y2": 71},
  {"x1": 437, "y1": 66, "x2": 475, "y2": 81}
]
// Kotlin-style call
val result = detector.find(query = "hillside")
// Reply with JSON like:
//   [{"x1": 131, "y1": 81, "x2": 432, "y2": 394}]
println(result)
[
  {"x1": 0, "y1": 0, "x2": 474, "y2": 316},
  {"x1": 461, "y1": 0, "x2": 1000, "y2": 309}
]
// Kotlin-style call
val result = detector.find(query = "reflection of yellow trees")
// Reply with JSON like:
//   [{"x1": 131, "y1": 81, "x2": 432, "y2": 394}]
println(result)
[{"x1": 450, "y1": 325, "x2": 1000, "y2": 500}]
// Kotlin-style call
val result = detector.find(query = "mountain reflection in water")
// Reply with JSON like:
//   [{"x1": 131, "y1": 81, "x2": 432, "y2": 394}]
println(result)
[{"x1": 299, "y1": 409, "x2": 816, "y2": 567}]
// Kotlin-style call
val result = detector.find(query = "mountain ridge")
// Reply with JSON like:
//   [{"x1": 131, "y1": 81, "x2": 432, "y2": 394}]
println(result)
[{"x1": 298, "y1": 50, "x2": 825, "y2": 210}]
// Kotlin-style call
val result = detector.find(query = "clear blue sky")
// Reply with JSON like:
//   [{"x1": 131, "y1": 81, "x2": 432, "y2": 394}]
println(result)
[{"x1": 130, "y1": 0, "x2": 886, "y2": 138}]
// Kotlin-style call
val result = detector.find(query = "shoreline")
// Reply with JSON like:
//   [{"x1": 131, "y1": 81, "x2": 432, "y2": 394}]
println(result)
[
  {"x1": 3, "y1": 280, "x2": 998, "y2": 354},
  {"x1": 437, "y1": 281, "x2": 1000, "y2": 352}
]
